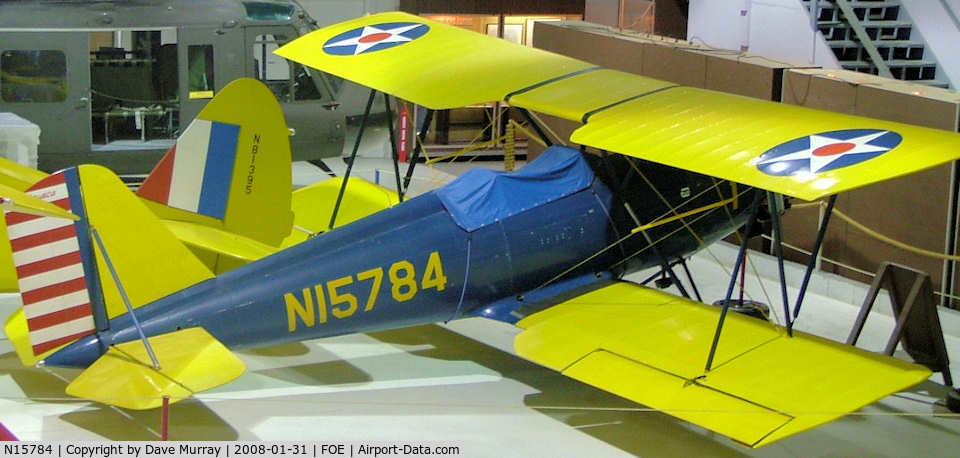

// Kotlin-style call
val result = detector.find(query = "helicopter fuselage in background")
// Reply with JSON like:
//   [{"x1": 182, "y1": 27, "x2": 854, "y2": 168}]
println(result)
[{"x1": 0, "y1": 0, "x2": 384, "y2": 173}]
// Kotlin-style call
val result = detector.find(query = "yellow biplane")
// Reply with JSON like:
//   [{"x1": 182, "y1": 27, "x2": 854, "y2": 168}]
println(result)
[
  {"x1": 1, "y1": 12, "x2": 959, "y2": 449},
  {"x1": 272, "y1": 12, "x2": 960, "y2": 447}
]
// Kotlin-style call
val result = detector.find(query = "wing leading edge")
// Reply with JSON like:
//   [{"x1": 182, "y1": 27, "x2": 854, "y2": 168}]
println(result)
[
  {"x1": 276, "y1": 12, "x2": 960, "y2": 201},
  {"x1": 515, "y1": 282, "x2": 931, "y2": 447}
]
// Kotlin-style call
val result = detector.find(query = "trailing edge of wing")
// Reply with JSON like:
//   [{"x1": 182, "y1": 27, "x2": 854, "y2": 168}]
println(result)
[
  {"x1": 515, "y1": 282, "x2": 931, "y2": 447},
  {"x1": 66, "y1": 327, "x2": 245, "y2": 410},
  {"x1": 278, "y1": 12, "x2": 960, "y2": 201}
]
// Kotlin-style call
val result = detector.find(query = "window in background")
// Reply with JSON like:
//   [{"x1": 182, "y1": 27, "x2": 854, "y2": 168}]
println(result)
[
  {"x1": 188, "y1": 44, "x2": 214, "y2": 99},
  {"x1": 0, "y1": 50, "x2": 67, "y2": 103}
]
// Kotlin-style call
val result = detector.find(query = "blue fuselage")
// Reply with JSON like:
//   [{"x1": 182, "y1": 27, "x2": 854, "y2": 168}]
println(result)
[{"x1": 46, "y1": 149, "x2": 748, "y2": 367}]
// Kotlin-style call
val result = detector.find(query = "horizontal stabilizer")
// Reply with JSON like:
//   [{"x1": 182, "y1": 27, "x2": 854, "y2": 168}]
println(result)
[
  {"x1": 0, "y1": 156, "x2": 48, "y2": 191},
  {"x1": 164, "y1": 220, "x2": 278, "y2": 263},
  {"x1": 515, "y1": 282, "x2": 931, "y2": 447},
  {"x1": 66, "y1": 327, "x2": 245, "y2": 410},
  {"x1": 0, "y1": 183, "x2": 78, "y2": 220}
]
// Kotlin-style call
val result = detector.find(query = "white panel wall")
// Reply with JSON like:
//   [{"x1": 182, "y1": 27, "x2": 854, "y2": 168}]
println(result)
[
  {"x1": 900, "y1": 0, "x2": 960, "y2": 88},
  {"x1": 688, "y1": 0, "x2": 749, "y2": 50},
  {"x1": 688, "y1": 0, "x2": 838, "y2": 68},
  {"x1": 298, "y1": 0, "x2": 400, "y2": 27}
]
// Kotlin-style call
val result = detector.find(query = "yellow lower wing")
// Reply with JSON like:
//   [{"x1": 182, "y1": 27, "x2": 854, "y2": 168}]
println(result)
[
  {"x1": 281, "y1": 177, "x2": 399, "y2": 247},
  {"x1": 66, "y1": 327, "x2": 245, "y2": 410},
  {"x1": 515, "y1": 282, "x2": 931, "y2": 447}
]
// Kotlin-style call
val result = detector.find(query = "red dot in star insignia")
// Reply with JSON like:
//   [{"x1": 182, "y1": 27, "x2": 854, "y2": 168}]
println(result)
[
  {"x1": 359, "y1": 32, "x2": 392, "y2": 44},
  {"x1": 812, "y1": 142, "x2": 856, "y2": 157}
]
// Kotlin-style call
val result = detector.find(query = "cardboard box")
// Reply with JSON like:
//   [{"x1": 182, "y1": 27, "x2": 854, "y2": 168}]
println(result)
[
  {"x1": 534, "y1": 21, "x2": 809, "y2": 100},
  {"x1": 640, "y1": 40, "x2": 707, "y2": 87},
  {"x1": 701, "y1": 52, "x2": 810, "y2": 100},
  {"x1": 782, "y1": 69, "x2": 859, "y2": 114},
  {"x1": 780, "y1": 68, "x2": 960, "y2": 291},
  {"x1": 533, "y1": 21, "x2": 647, "y2": 75}
]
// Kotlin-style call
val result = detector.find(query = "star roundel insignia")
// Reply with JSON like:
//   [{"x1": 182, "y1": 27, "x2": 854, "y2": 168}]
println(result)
[
  {"x1": 756, "y1": 129, "x2": 902, "y2": 176},
  {"x1": 323, "y1": 22, "x2": 430, "y2": 56}
]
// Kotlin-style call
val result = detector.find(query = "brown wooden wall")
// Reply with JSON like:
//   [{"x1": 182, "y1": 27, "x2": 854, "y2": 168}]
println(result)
[{"x1": 399, "y1": 0, "x2": 585, "y2": 15}]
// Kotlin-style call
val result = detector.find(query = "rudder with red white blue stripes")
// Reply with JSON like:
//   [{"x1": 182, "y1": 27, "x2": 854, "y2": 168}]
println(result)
[
  {"x1": 138, "y1": 119, "x2": 240, "y2": 220},
  {"x1": 4, "y1": 169, "x2": 103, "y2": 356}
]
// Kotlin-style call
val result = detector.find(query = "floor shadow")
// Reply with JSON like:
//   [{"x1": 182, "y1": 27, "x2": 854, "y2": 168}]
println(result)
[
  {"x1": 0, "y1": 351, "x2": 80, "y2": 403},
  {"x1": 59, "y1": 398, "x2": 239, "y2": 440},
  {"x1": 238, "y1": 342, "x2": 311, "y2": 357},
  {"x1": 367, "y1": 324, "x2": 755, "y2": 457},
  {"x1": 906, "y1": 379, "x2": 956, "y2": 401},
  {"x1": 3, "y1": 350, "x2": 239, "y2": 440},
  {"x1": 254, "y1": 359, "x2": 372, "y2": 386}
]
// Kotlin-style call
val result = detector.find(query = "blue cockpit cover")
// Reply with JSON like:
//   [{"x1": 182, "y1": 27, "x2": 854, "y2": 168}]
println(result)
[{"x1": 436, "y1": 145, "x2": 595, "y2": 232}]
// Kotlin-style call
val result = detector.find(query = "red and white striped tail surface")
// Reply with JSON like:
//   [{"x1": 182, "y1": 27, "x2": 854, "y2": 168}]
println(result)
[{"x1": 5, "y1": 173, "x2": 94, "y2": 356}]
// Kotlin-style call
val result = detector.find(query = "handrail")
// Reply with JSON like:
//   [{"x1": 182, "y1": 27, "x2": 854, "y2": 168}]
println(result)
[
  {"x1": 834, "y1": 0, "x2": 894, "y2": 78},
  {"x1": 939, "y1": 0, "x2": 960, "y2": 31}
]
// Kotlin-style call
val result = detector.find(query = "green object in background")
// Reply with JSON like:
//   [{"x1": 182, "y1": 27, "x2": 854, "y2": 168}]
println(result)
[{"x1": 243, "y1": 1, "x2": 295, "y2": 21}]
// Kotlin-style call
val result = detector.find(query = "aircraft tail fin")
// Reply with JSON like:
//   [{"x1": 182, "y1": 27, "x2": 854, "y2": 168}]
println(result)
[
  {"x1": 138, "y1": 78, "x2": 294, "y2": 248},
  {"x1": 3, "y1": 165, "x2": 213, "y2": 365},
  {"x1": 5, "y1": 170, "x2": 99, "y2": 360}
]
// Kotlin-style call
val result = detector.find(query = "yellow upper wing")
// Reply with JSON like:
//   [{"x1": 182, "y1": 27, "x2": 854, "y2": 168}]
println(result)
[
  {"x1": 276, "y1": 12, "x2": 960, "y2": 201},
  {"x1": 271, "y1": 12, "x2": 598, "y2": 110}
]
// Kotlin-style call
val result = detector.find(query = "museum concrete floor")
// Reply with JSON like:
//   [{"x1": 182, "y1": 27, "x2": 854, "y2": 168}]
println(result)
[{"x1": 1, "y1": 159, "x2": 958, "y2": 456}]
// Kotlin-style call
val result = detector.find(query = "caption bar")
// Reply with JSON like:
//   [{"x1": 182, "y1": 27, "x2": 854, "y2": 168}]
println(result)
[{"x1": 0, "y1": 442, "x2": 463, "y2": 458}]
